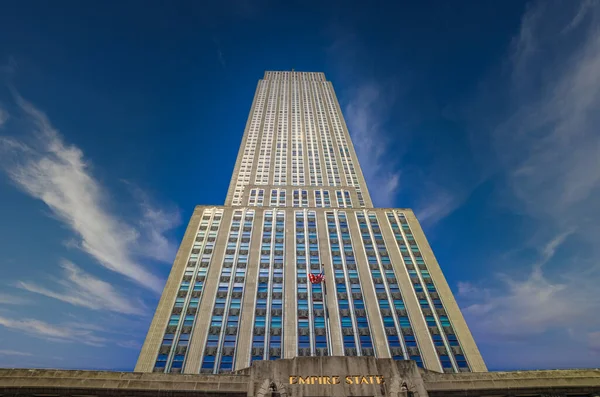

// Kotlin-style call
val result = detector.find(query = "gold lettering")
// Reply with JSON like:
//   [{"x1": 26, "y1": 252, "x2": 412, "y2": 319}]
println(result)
[
  {"x1": 298, "y1": 376, "x2": 309, "y2": 384},
  {"x1": 290, "y1": 374, "x2": 384, "y2": 386}
]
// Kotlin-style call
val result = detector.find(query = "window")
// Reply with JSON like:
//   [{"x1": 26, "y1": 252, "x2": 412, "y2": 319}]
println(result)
[{"x1": 399, "y1": 316, "x2": 411, "y2": 328}]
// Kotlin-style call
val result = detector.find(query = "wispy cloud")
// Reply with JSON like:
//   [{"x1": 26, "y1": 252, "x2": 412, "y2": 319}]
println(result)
[
  {"x1": 414, "y1": 184, "x2": 463, "y2": 227},
  {"x1": 458, "y1": 1, "x2": 600, "y2": 366},
  {"x1": 493, "y1": 1, "x2": 600, "y2": 230},
  {"x1": 17, "y1": 261, "x2": 145, "y2": 315},
  {"x1": 327, "y1": 25, "x2": 403, "y2": 208},
  {"x1": 460, "y1": 232, "x2": 600, "y2": 340},
  {"x1": 0, "y1": 315, "x2": 107, "y2": 346},
  {"x1": 0, "y1": 94, "x2": 179, "y2": 293},
  {"x1": 0, "y1": 293, "x2": 29, "y2": 305},
  {"x1": 0, "y1": 350, "x2": 32, "y2": 357},
  {"x1": 344, "y1": 82, "x2": 401, "y2": 207}
]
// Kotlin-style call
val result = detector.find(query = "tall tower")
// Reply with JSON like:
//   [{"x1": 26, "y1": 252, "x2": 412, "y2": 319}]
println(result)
[{"x1": 136, "y1": 71, "x2": 487, "y2": 375}]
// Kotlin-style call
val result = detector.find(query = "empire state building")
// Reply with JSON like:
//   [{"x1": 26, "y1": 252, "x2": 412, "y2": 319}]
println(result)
[{"x1": 135, "y1": 71, "x2": 487, "y2": 375}]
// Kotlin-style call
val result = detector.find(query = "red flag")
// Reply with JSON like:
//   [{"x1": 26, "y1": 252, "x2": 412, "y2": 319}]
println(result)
[{"x1": 309, "y1": 272, "x2": 324, "y2": 284}]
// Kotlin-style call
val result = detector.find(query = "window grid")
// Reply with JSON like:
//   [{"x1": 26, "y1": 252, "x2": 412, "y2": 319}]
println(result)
[
  {"x1": 311, "y1": 82, "x2": 339, "y2": 186},
  {"x1": 233, "y1": 81, "x2": 268, "y2": 205},
  {"x1": 291, "y1": 80, "x2": 305, "y2": 186},
  {"x1": 295, "y1": 211, "x2": 328, "y2": 356},
  {"x1": 248, "y1": 189, "x2": 265, "y2": 207},
  {"x1": 388, "y1": 211, "x2": 468, "y2": 372},
  {"x1": 154, "y1": 209, "x2": 223, "y2": 373},
  {"x1": 293, "y1": 189, "x2": 309, "y2": 207},
  {"x1": 255, "y1": 81, "x2": 279, "y2": 185},
  {"x1": 302, "y1": 80, "x2": 323, "y2": 186},
  {"x1": 322, "y1": 83, "x2": 359, "y2": 187},
  {"x1": 250, "y1": 211, "x2": 285, "y2": 364},
  {"x1": 201, "y1": 210, "x2": 255, "y2": 374},
  {"x1": 274, "y1": 80, "x2": 288, "y2": 185},
  {"x1": 359, "y1": 212, "x2": 419, "y2": 363},
  {"x1": 314, "y1": 189, "x2": 331, "y2": 207},
  {"x1": 326, "y1": 211, "x2": 368, "y2": 356},
  {"x1": 335, "y1": 190, "x2": 353, "y2": 208},
  {"x1": 269, "y1": 189, "x2": 287, "y2": 207}
]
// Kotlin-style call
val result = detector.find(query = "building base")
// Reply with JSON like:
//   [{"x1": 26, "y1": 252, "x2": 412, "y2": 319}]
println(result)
[{"x1": 2, "y1": 357, "x2": 600, "y2": 397}]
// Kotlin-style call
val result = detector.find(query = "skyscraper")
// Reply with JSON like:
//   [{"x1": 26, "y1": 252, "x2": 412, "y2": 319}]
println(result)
[{"x1": 135, "y1": 71, "x2": 487, "y2": 375}]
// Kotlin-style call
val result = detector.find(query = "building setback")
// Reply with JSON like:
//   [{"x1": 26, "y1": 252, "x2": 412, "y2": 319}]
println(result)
[{"x1": 136, "y1": 71, "x2": 485, "y2": 374}]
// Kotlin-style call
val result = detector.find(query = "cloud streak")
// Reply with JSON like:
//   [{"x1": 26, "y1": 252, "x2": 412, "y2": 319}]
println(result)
[
  {"x1": 460, "y1": 232, "x2": 600, "y2": 340},
  {"x1": 0, "y1": 350, "x2": 32, "y2": 357},
  {"x1": 459, "y1": 0, "x2": 600, "y2": 367},
  {"x1": 344, "y1": 82, "x2": 401, "y2": 207},
  {"x1": 17, "y1": 261, "x2": 145, "y2": 315},
  {"x1": 0, "y1": 315, "x2": 107, "y2": 346},
  {"x1": 0, "y1": 95, "x2": 179, "y2": 293},
  {"x1": 0, "y1": 293, "x2": 29, "y2": 305}
]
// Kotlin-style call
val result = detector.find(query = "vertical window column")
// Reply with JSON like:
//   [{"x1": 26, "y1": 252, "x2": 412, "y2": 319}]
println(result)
[
  {"x1": 389, "y1": 211, "x2": 467, "y2": 372},
  {"x1": 293, "y1": 189, "x2": 308, "y2": 207},
  {"x1": 291, "y1": 79, "x2": 305, "y2": 185},
  {"x1": 312, "y1": 82, "x2": 339, "y2": 186},
  {"x1": 322, "y1": 82, "x2": 357, "y2": 187},
  {"x1": 335, "y1": 190, "x2": 353, "y2": 208},
  {"x1": 269, "y1": 211, "x2": 285, "y2": 360},
  {"x1": 255, "y1": 81, "x2": 278, "y2": 185},
  {"x1": 359, "y1": 212, "x2": 416, "y2": 363},
  {"x1": 307, "y1": 211, "x2": 327, "y2": 356},
  {"x1": 302, "y1": 80, "x2": 322, "y2": 186},
  {"x1": 233, "y1": 81, "x2": 267, "y2": 205},
  {"x1": 274, "y1": 79, "x2": 288, "y2": 185},
  {"x1": 327, "y1": 212, "x2": 359, "y2": 356},
  {"x1": 155, "y1": 209, "x2": 222, "y2": 373},
  {"x1": 295, "y1": 211, "x2": 311, "y2": 355},
  {"x1": 201, "y1": 210, "x2": 254, "y2": 374}
]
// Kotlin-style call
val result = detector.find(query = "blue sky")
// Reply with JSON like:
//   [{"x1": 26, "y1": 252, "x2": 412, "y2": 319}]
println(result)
[{"x1": 0, "y1": 0, "x2": 599, "y2": 371}]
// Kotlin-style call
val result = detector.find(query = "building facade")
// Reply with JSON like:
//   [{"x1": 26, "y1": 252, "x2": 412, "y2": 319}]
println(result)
[
  {"x1": 4, "y1": 357, "x2": 600, "y2": 397},
  {"x1": 135, "y1": 71, "x2": 487, "y2": 375}
]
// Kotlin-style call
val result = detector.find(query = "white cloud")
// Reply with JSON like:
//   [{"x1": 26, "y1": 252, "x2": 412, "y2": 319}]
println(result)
[
  {"x1": 414, "y1": 186, "x2": 460, "y2": 226},
  {"x1": 458, "y1": 234, "x2": 600, "y2": 340},
  {"x1": 17, "y1": 260, "x2": 145, "y2": 315},
  {"x1": 0, "y1": 95, "x2": 179, "y2": 293},
  {"x1": 344, "y1": 83, "x2": 401, "y2": 207},
  {"x1": 493, "y1": 1, "x2": 600, "y2": 230},
  {"x1": 133, "y1": 188, "x2": 181, "y2": 263},
  {"x1": 0, "y1": 293, "x2": 29, "y2": 305},
  {"x1": 457, "y1": 1, "x2": 600, "y2": 364},
  {"x1": 0, "y1": 315, "x2": 107, "y2": 346},
  {"x1": 0, "y1": 350, "x2": 32, "y2": 356}
]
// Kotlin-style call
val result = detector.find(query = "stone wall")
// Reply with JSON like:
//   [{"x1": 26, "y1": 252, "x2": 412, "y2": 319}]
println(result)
[{"x1": 1, "y1": 357, "x2": 599, "y2": 397}]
